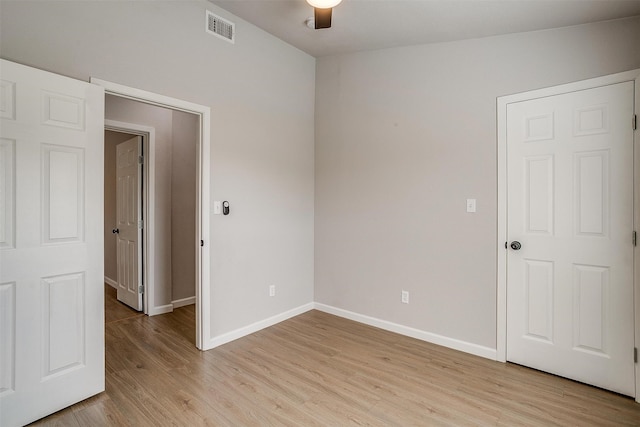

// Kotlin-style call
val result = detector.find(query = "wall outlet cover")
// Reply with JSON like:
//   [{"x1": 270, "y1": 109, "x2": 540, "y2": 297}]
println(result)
[
  {"x1": 466, "y1": 198, "x2": 476, "y2": 213},
  {"x1": 401, "y1": 290, "x2": 409, "y2": 304}
]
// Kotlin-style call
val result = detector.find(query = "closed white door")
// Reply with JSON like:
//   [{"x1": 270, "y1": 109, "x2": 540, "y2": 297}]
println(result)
[
  {"x1": 506, "y1": 81, "x2": 635, "y2": 396},
  {"x1": 115, "y1": 136, "x2": 143, "y2": 311},
  {"x1": 0, "y1": 60, "x2": 105, "y2": 425}
]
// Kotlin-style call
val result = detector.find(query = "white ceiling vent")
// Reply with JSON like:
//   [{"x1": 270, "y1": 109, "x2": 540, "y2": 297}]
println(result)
[{"x1": 206, "y1": 10, "x2": 235, "y2": 44}]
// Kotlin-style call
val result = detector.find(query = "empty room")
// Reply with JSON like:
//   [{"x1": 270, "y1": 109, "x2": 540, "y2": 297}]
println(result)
[{"x1": 1, "y1": 0, "x2": 640, "y2": 425}]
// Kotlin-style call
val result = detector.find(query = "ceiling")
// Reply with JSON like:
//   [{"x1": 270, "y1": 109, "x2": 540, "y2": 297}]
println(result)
[{"x1": 209, "y1": 0, "x2": 640, "y2": 57}]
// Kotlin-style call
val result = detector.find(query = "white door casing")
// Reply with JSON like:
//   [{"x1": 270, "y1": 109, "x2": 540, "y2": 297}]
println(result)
[
  {"x1": 115, "y1": 136, "x2": 143, "y2": 311},
  {"x1": 93, "y1": 78, "x2": 211, "y2": 350},
  {"x1": 501, "y1": 79, "x2": 635, "y2": 396},
  {"x1": 0, "y1": 60, "x2": 105, "y2": 425}
]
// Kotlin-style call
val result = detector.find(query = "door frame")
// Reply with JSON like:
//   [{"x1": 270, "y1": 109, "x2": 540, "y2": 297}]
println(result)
[
  {"x1": 105, "y1": 121, "x2": 154, "y2": 315},
  {"x1": 93, "y1": 78, "x2": 211, "y2": 350},
  {"x1": 496, "y1": 69, "x2": 640, "y2": 401}
]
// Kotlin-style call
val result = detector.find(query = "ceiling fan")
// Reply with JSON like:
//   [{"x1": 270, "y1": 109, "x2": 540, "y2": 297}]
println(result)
[{"x1": 306, "y1": 0, "x2": 342, "y2": 29}]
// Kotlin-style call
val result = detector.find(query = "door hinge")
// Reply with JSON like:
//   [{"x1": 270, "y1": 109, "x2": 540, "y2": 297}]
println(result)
[
  {"x1": 139, "y1": 285, "x2": 144, "y2": 294},
  {"x1": 633, "y1": 114, "x2": 637, "y2": 131},
  {"x1": 138, "y1": 155, "x2": 144, "y2": 164},
  {"x1": 634, "y1": 231, "x2": 637, "y2": 247},
  {"x1": 200, "y1": 240, "x2": 204, "y2": 247},
  {"x1": 635, "y1": 347, "x2": 638, "y2": 364},
  {"x1": 138, "y1": 220, "x2": 144, "y2": 229}
]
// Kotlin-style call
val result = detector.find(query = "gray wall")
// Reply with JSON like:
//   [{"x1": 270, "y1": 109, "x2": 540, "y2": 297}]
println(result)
[
  {"x1": 4, "y1": 0, "x2": 638, "y2": 354},
  {"x1": 314, "y1": 16, "x2": 640, "y2": 349},
  {"x1": 0, "y1": 0, "x2": 316, "y2": 337},
  {"x1": 171, "y1": 110, "x2": 198, "y2": 302}
]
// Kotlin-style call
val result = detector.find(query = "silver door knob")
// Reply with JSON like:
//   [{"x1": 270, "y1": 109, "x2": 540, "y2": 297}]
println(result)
[{"x1": 510, "y1": 241, "x2": 521, "y2": 250}]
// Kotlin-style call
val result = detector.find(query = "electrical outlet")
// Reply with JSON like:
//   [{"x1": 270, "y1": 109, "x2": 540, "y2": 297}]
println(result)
[
  {"x1": 401, "y1": 290, "x2": 409, "y2": 304},
  {"x1": 269, "y1": 285, "x2": 276, "y2": 297},
  {"x1": 466, "y1": 198, "x2": 476, "y2": 213}
]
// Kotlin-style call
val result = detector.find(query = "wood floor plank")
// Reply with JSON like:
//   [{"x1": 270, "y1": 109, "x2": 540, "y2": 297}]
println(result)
[
  {"x1": 28, "y1": 410, "x2": 81, "y2": 427},
  {"x1": 104, "y1": 285, "x2": 144, "y2": 325},
  {"x1": 29, "y1": 287, "x2": 640, "y2": 426},
  {"x1": 71, "y1": 396, "x2": 131, "y2": 427}
]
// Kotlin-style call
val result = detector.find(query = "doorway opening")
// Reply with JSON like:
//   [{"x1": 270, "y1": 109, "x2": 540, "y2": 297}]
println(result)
[
  {"x1": 94, "y1": 78, "x2": 212, "y2": 350},
  {"x1": 104, "y1": 125, "x2": 149, "y2": 313}
]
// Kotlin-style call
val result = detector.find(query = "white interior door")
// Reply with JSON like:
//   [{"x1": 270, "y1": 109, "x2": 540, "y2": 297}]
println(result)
[
  {"x1": 0, "y1": 59, "x2": 105, "y2": 426},
  {"x1": 115, "y1": 136, "x2": 143, "y2": 311},
  {"x1": 506, "y1": 81, "x2": 635, "y2": 396}
]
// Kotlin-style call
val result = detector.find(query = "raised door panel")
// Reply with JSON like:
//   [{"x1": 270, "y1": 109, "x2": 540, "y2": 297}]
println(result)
[
  {"x1": 524, "y1": 113, "x2": 554, "y2": 142},
  {"x1": 0, "y1": 80, "x2": 16, "y2": 120},
  {"x1": 572, "y1": 265, "x2": 609, "y2": 356},
  {"x1": 0, "y1": 139, "x2": 15, "y2": 249},
  {"x1": 0, "y1": 282, "x2": 15, "y2": 396},
  {"x1": 42, "y1": 91, "x2": 85, "y2": 131},
  {"x1": 42, "y1": 145, "x2": 84, "y2": 244},
  {"x1": 574, "y1": 104, "x2": 609, "y2": 137},
  {"x1": 523, "y1": 260, "x2": 554, "y2": 343},
  {"x1": 574, "y1": 151, "x2": 609, "y2": 237},
  {"x1": 42, "y1": 273, "x2": 85, "y2": 377},
  {"x1": 525, "y1": 155, "x2": 554, "y2": 235}
]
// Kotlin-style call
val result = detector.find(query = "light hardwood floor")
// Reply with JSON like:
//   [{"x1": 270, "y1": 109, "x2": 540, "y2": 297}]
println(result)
[{"x1": 31, "y1": 286, "x2": 640, "y2": 426}]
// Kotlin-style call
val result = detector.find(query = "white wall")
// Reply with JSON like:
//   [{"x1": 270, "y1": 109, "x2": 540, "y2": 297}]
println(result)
[
  {"x1": 314, "y1": 16, "x2": 640, "y2": 350},
  {"x1": 0, "y1": 0, "x2": 316, "y2": 338}
]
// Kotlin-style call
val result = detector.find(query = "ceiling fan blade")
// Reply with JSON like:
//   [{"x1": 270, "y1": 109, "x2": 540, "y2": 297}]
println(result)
[{"x1": 314, "y1": 7, "x2": 332, "y2": 29}]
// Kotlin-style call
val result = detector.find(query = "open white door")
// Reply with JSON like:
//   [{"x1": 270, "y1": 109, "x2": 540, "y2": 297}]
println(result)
[
  {"x1": 0, "y1": 60, "x2": 105, "y2": 426},
  {"x1": 506, "y1": 81, "x2": 635, "y2": 396},
  {"x1": 115, "y1": 136, "x2": 143, "y2": 311}
]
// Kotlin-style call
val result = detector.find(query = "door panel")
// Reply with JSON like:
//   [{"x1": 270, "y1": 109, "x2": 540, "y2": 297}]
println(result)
[
  {"x1": 506, "y1": 81, "x2": 635, "y2": 396},
  {"x1": 0, "y1": 281, "x2": 15, "y2": 396},
  {"x1": 573, "y1": 264, "x2": 608, "y2": 354},
  {"x1": 43, "y1": 145, "x2": 84, "y2": 243},
  {"x1": 0, "y1": 59, "x2": 104, "y2": 426},
  {"x1": 115, "y1": 136, "x2": 142, "y2": 311},
  {"x1": 523, "y1": 259, "x2": 554, "y2": 343},
  {"x1": 0, "y1": 138, "x2": 15, "y2": 248}
]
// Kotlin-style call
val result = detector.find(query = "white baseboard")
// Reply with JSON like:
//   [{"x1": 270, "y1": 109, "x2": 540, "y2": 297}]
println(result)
[
  {"x1": 104, "y1": 277, "x2": 117, "y2": 289},
  {"x1": 313, "y1": 303, "x2": 497, "y2": 361},
  {"x1": 172, "y1": 296, "x2": 195, "y2": 308},
  {"x1": 204, "y1": 302, "x2": 315, "y2": 350},
  {"x1": 106, "y1": 276, "x2": 172, "y2": 317},
  {"x1": 198, "y1": 300, "x2": 496, "y2": 361},
  {"x1": 148, "y1": 304, "x2": 173, "y2": 316}
]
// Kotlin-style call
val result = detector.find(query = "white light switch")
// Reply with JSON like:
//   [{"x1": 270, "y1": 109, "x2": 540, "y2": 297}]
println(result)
[
  {"x1": 466, "y1": 198, "x2": 476, "y2": 213},
  {"x1": 214, "y1": 201, "x2": 222, "y2": 215}
]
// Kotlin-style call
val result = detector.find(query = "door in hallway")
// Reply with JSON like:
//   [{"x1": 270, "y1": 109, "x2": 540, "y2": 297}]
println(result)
[{"x1": 115, "y1": 136, "x2": 143, "y2": 311}]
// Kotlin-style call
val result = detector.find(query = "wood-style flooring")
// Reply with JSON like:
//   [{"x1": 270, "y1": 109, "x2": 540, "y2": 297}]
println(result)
[{"x1": 31, "y1": 286, "x2": 640, "y2": 426}]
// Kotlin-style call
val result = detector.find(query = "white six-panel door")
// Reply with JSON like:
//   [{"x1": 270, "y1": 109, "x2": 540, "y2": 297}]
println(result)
[
  {"x1": 0, "y1": 59, "x2": 105, "y2": 426},
  {"x1": 506, "y1": 81, "x2": 635, "y2": 396},
  {"x1": 115, "y1": 136, "x2": 143, "y2": 311}
]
